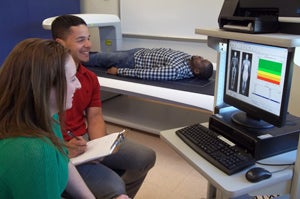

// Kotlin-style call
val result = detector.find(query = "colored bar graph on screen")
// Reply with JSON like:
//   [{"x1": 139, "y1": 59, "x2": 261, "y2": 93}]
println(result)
[{"x1": 257, "y1": 59, "x2": 282, "y2": 85}]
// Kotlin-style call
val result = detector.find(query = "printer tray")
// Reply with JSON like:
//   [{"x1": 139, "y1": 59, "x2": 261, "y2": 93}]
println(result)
[{"x1": 219, "y1": 16, "x2": 279, "y2": 33}]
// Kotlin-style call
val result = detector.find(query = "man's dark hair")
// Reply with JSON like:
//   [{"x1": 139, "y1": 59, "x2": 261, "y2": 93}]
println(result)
[
  {"x1": 51, "y1": 14, "x2": 87, "y2": 40},
  {"x1": 198, "y1": 62, "x2": 213, "y2": 79}
]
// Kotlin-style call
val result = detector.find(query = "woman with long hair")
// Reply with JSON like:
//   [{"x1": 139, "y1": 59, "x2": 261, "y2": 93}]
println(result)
[{"x1": 0, "y1": 38, "x2": 96, "y2": 198}]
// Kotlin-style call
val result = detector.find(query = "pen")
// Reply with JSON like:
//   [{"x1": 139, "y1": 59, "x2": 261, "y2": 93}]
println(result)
[
  {"x1": 67, "y1": 131, "x2": 80, "y2": 140},
  {"x1": 110, "y1": 130, "x2": 126, "y2": 150}
]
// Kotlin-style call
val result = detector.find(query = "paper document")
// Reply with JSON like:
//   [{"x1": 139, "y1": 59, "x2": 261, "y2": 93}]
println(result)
[{"x1": 71, "y1": 130, "x2": 125, "y2": 165}]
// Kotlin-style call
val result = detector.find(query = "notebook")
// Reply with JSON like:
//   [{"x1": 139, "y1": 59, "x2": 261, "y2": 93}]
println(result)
[{"x1": 70, "y1": 130, "x2": 125, "y2": 165}]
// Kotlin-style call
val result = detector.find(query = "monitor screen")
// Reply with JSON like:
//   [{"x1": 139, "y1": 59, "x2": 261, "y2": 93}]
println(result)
[{"x1": 224, "y1": 39, "x2": 294, "y2": 128}]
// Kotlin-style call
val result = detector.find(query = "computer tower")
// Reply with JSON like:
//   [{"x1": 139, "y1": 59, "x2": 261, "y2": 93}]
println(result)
[{"x1": 209, "y1": 110, "x2": 300, "y2": 160}]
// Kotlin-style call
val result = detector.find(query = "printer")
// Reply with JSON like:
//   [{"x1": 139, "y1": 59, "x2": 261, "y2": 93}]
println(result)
[{"x1": 218, "y1": 0, "x2": 300, "y2": 34}]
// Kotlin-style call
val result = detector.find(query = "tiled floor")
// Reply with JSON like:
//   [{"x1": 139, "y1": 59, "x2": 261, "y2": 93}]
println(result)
[{"x1": 106, "y1": 122, "x2": 208, "y2": 199}]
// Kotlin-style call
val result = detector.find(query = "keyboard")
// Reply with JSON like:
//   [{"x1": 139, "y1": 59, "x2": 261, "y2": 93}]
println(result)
[{"x1": 176, "y1": 123, "x2": 255, "y2": 175}]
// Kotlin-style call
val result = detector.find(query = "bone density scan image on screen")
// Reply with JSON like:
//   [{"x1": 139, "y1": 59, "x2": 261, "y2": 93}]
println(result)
[{"x1": 224, "y1": 40, "x2": 293, "y2": 129}]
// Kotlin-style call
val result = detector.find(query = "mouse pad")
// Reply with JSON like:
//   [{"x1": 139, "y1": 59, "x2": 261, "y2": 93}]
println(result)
[{"x1": 87, "y1": 66, "x2": 215, "y2": 96}]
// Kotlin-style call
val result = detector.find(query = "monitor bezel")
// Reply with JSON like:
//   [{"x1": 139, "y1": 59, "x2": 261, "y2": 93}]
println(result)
[{"x1": 223, "y1": 39, "x2": 294, "y2": 128}]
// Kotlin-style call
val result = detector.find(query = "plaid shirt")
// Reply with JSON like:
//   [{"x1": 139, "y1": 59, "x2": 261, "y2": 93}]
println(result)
[{"x1": 117, "y1": 48, "x2": 194, "y2": 80}]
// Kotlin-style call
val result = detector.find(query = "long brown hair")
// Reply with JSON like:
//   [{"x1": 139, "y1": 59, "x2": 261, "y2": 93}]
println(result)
[{"x1": 0, "y1": 38, "x2": 68, "y2": 152}]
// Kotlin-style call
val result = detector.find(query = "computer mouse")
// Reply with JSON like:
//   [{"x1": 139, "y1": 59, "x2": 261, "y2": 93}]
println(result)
[{"x1": 245, "y1": 167, "x2": 272, "y2": 183}]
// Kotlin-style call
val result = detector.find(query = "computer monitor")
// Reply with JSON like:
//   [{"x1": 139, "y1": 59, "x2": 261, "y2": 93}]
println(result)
[{"x1": 224, "y1": 39, "x2": 294, "y2": 129}]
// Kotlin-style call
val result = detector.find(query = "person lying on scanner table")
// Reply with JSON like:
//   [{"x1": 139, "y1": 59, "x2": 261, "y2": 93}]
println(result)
[{"x1": 85, "y1": 48, "x2": 213, "y2": 80}]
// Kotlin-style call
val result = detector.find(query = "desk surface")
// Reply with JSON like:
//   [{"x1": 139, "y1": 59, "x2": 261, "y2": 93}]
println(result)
[
  {"x1": 195, "y1": 28, "x2": 300, "y2": 48},
  {"x1": 160, "y1": 127, "x2": 296, "y2": 198}
]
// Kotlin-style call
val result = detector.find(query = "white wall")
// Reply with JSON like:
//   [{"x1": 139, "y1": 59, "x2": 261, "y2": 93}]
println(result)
[
  {"x1": 121, "y1": 37, "x2": 217, "y2": 63},
  {"x1": 81, "y1": 0, "x2": 118, "y2": 15},
  {"x1": 81, "y1": 0, "x2": 300, "y2": 117},
  {"x1": 120, "y1": 0, "x2": 223, "y2": 40},
  {"x1": 80, "y1": 0, "x2": 217, "y2": 62}
]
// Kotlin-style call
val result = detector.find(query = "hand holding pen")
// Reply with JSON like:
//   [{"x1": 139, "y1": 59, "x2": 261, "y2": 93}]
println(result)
[
  {"x1": 67, "y1": 131, "x2": 81, "y2": 140},
  {"x1": 66, "y1": 131, "x2": 87, "y2": 158}
]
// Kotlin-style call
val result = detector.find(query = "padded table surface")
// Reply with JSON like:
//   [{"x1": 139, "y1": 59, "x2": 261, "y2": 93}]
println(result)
[{"x1": 88, "y1": 66, "x2": 215, "y2": 96}]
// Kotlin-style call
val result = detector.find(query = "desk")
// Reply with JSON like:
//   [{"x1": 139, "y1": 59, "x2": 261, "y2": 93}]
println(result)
[
  {"x1": 172, "y1": 28, "x2": 300, "y2": 199},
  {"x1": 160, "y1": 127, "x2": 296, "y2": 199}
]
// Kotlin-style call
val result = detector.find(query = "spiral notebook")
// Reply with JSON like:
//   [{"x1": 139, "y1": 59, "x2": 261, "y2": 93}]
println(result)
[{"x1": 71, "y1": 130, "x2": 125, "y2": 165}]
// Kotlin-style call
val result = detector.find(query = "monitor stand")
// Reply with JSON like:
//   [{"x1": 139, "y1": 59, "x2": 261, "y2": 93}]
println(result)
[{"x1": 231, "y1": 111, "x2": 273, "y2": 129}]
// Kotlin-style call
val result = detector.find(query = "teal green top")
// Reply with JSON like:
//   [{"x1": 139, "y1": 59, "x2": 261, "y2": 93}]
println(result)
[{"x1": 0, "y1": 114, "x2": 68, "y2": 199}]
